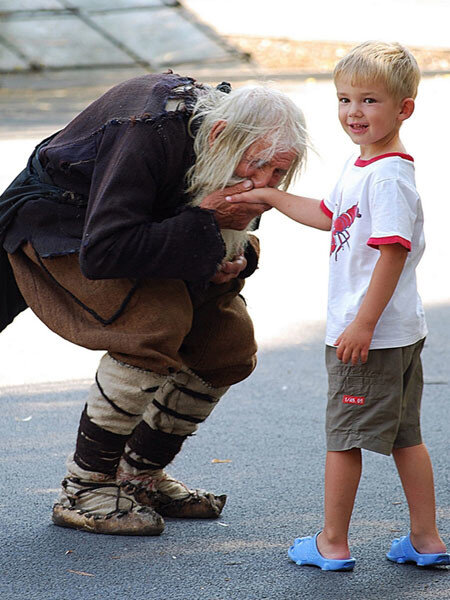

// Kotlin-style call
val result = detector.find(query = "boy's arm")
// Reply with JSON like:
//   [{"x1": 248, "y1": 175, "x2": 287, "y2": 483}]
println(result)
[
  {"x1": 335, "y1": 243, "x2": 408, "y2": 364},
  {"x1": 226, "y1": 188, "x2": 331, "y2": 231}
]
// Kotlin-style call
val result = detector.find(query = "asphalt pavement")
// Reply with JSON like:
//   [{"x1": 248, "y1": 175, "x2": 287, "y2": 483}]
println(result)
[{"x1": 1, "y1": 305, "x2": 449, "y2": 599}]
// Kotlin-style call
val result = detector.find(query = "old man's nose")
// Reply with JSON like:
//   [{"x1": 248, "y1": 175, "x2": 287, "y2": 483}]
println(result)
[{"x1": 251, "y1": 166, "x2": 276, "y2": 188}]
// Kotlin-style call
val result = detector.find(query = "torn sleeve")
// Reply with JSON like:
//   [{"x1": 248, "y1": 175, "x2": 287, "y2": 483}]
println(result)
[{"x1": 80, "y1": 120, "x2": 225, "y2": 282}]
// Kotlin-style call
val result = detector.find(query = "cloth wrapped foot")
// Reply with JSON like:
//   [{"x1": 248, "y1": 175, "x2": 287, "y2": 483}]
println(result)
[
  {"x1": 116, "y1": 467, "x2": 226, "y2": 519},
  {"x1": 52, "y1": 476, "x2": 165, "y2": 535}
]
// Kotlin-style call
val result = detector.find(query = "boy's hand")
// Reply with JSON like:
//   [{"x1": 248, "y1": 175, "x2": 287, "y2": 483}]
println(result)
[
  {"x1": 334, "y1": 320, "x2": 374, "y2": 365},
  {"x1": 226, "y1": 189, "x2": 331, "y2": 231},
  {"x1": 200, "y1": 181, "x2": 271, "y2": 230},
  {"x1": 334, "y1": 243, "x2": 408, "y2": 365},
  {"x1": 225, "y1": 188, "x2": 274, "y2": 205}
]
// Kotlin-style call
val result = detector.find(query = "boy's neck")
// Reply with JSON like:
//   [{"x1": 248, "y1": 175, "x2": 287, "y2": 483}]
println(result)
[{"x1": 359, "y1": 132, "x2": 407, "y2": 160}]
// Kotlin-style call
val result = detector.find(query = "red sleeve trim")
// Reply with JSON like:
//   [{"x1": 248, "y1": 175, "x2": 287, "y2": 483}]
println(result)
[
  {"x1": 320, "y1": 199, "x2": 333, "y2": 219},
  {"x1": 367, "y1": 235, "x2": 411, "y2": 251}
]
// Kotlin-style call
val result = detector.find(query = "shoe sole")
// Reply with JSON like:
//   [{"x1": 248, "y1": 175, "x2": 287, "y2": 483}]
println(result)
[
  {"x1": 387, "y1": 554, "x2": 450, "y2": 567},
  {"x1": 52, "y1": 504, "x2": 165, "y2": 536},
  {"x1": 289, "y1": 553, "x2": 355, "y2": 571},
  {"x1": 136, "y1": 490, "x2": 227, "y2": 519}
]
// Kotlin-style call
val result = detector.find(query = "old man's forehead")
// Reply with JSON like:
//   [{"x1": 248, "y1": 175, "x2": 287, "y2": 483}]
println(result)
[{"x1": 243, "y1": 144, "x2": 298, "y2": 165}]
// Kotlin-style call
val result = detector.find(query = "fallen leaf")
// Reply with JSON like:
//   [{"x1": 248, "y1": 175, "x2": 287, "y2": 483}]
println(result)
[
  {"x1": 67, "y1": 569, "x2": 94, "y2": 577},
  {"x1": 65, "y1": 550, "x2": 74, "y2": 555},
  {"x1": 211, "y1": 459, "x2": 232, "y2": 463},
  {"x1": 392, "y1": 502, "x2": 402, "y2": 505}
]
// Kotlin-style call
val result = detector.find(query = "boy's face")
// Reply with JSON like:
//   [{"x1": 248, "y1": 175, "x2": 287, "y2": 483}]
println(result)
[{"x1": 335, "y1": 77, "x2": 409, "y2": 158}]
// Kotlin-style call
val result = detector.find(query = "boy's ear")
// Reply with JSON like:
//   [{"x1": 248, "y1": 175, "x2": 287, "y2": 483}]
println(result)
[
  {"x1": 208, "y1": 120, "x2": 227, "y2": 147},
  {"x1": 398, "y1": 98, "x2": 415, "y2": 122}
]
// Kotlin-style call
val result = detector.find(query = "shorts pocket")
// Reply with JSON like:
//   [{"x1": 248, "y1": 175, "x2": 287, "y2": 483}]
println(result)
[{"x1": 327, "y1": 370, "x2": 399, "y2": 442}]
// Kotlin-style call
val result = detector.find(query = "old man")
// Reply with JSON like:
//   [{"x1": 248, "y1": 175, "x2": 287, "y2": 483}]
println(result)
[{"x1": 0, "y1": 72, "x2": 308, "y2": 535}]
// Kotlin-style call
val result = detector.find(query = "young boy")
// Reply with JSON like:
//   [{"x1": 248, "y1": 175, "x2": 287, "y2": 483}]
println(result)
[{"x1": 226, "y1": 41, "x2": 449, "y2": 570}]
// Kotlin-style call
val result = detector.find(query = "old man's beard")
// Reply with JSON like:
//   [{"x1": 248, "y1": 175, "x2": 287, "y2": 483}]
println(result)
[{"x1": 189, "y1": 176, "x2": 257, "y2": 262}]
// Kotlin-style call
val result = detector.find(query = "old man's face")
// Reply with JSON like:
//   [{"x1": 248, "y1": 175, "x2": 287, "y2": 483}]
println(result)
[{"x1": 234, "y1": 139, "x2": 297, "y2": 189}]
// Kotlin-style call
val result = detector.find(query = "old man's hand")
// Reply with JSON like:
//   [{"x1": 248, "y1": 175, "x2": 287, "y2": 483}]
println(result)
[
  {"x1": 210, "y1": 254, "x2": 247, "y2": 284},
  {"x1": 200, "y1": 180, "x2": 271, "y2": 230}
]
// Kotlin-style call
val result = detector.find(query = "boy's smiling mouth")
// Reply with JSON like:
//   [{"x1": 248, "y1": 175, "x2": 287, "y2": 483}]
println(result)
[{"x1": 348, "y1": 123, "x2": 368, "y2": 132}]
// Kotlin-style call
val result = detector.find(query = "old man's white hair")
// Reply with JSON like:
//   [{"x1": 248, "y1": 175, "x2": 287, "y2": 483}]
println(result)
[{"x1": 186, "y1": 84, "x2": 310, "y2": 260}]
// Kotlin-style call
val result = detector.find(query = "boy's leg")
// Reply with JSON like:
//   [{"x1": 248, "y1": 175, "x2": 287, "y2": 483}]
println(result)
[
  {"x1": 391, "y1": 338, "x2": 446, "y2": 554},
  {"x1": 393, "y1": 443, "x2": 447, "y2": 554},
  {"x1": 317, "y1": 448, "x2": 362, "y2": 559}
]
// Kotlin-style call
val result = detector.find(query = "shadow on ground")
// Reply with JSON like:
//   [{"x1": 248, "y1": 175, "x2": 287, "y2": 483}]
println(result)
[{"x1": 0, "y1": 305, "x2": 448, "y2": 600}]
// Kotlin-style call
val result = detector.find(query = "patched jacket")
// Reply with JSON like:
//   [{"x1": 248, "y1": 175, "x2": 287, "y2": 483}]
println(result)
[{"x1": 0, "y1": 73, "x2": 259, "y2": 330}]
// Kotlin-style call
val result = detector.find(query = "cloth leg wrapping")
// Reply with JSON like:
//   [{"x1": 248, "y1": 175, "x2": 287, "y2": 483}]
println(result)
[
  {"x1": 142, "y1": 367, "x2": 229, "y2": 436},
  {"x1": 73, "y1": 353, "x2": 167, "y2": 477},
  {"x1": 121, "y1": 368, "x2": 229, "y2": 471},
  {"x1": 73, "y1": 407, "x2": 131, "y2": 476},
  {"x1": 123, "y1": 424, "x2": 186, "y2": 470}
]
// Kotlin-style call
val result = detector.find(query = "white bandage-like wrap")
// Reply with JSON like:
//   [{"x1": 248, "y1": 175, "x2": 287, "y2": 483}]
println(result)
[
  {"x1": 116, "y1": 369, "x2": 229, "y2": 502},
  {"x1": 86, "y1": 353, "x2": 167, "y2": 435},
  {"x1": 73, "y1": 353, "x2": 167, "y2": 477},
  {"x1": 142, "y1": 367, "x2": 229, "y2": 436}
]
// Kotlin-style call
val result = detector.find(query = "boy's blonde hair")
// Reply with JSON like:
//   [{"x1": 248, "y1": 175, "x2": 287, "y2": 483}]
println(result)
[{"x1": 333, "y1": 41, "x2": 421, "y2": 100}]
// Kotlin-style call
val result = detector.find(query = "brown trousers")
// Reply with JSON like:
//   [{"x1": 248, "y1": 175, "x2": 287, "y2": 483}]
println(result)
[{"x1": 9, "y1": 243, "x2": 257, "y2": 387}]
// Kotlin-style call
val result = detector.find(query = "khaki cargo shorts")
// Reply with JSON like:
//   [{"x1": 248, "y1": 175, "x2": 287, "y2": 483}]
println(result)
[{"x1": 325, "y1": 338, "x2": 425, "y2": 456}]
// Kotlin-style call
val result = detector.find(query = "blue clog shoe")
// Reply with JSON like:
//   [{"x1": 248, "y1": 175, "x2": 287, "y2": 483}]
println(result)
[
  {"x1": 387, "y1": 534, "x2": 450, "y2": 567},
  {"x1": 288, "y1": 532, "x2": 356, "y2": 571}
]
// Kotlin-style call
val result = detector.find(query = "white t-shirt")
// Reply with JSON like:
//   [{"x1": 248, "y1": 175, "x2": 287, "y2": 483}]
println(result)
[{"x1": 321, "y1": 152, "x2": 427, "y2": 349}]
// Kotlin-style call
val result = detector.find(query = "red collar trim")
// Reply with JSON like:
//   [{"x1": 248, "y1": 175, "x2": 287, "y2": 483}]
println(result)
[{"x1": 355, "y1": 152, "x2": 414, "y2": 167}]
